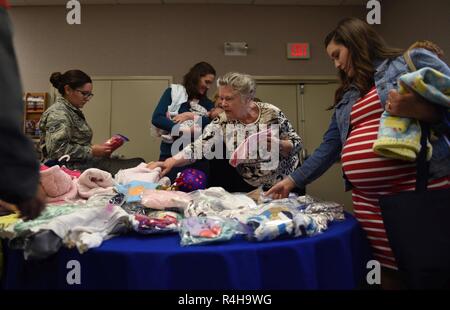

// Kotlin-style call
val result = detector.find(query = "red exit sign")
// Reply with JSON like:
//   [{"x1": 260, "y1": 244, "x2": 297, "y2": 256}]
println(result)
[{"x1": 287, "y1": 43, "x2": 310, "y2": 59}]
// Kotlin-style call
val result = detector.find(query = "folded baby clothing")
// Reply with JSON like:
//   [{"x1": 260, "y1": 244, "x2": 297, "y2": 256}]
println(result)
[
  {"x1": 116, "y1": 180, "x2": 158, "y2": 203},
  {"x1": 373, "y1": 67, "x2": 450, "y2": 161},
  {"x1": 12, "y1": 203, "x2": 83, "y2": 236},
  {"x1": 185, "y1": 187, "x2": 258, "y2": 222},
  {"x1": 245, "y1": 205, "x2": 295, "y2": 241},
  {"x1": 115, "y1": 163, "x2": 161, "y2": 184},
  {"x1": 77, "y1": 168, "x2": 115, "y2": 199},
  {"x1": 399, "y1": 67, "x2": 450, "y2": 108},
  {"x1": 132, "y1": 211, "x2": 183, "y2": 235},
  {"x1": 11, "y1": 194, "x2": 116, "y2": 238},
  {"x1": 373, "y1": 114, "x2": 432, "y2": 161},
  {"x1": 179, "y1": 216, "x2": 243, "y2": 246},
  {"x1": 141, "y1": 189, "x2": 192, "y2": 211},
  {"x1": 40, "y1": 165, "x2": 79, "y2": 203},
  {"x1": 14, "y1": 204, "x2": 131, "y2": 255},
  {"x1": 292, "y1": 213, "x2": 321, "y2": 237},
  {"x1": 40, "y1": 164, "x2": 81, "y2": 179}
]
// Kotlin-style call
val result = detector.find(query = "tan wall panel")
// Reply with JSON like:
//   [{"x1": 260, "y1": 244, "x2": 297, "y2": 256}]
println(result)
[
  {"x1": 110, "y1": 79, "x2": 170, "y2": 162},
  {"x1": 10, "y1": 4, "x2": 366, "y2": 91},
  {"x1": 255, "y1": 80, "x2": 354, "y2": 211},
  {"x1": 255, "y1": 84, "x2": 299, "y2": 133},
  {"x1": 301, "y1": 83, "x2": 353, "y2": 212},
  {"x1": 82, "y1": 80, "x2": 112, "y2": 145}
]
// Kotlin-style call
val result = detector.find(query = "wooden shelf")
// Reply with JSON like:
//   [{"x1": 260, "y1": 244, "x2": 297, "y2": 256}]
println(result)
[{"x1": 23, "y1": 92, "x2": 48, "y2": 139}]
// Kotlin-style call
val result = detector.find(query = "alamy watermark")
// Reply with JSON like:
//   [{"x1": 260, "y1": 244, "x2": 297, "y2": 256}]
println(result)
[
  {"x1": 66, "y1": 259, "x2": 81, "y2": 285},
  {"x1": 366, "y1": 0, "x2": 381, "y2": 25},
  {"x1": 67, "y1": 1, "x2": 380, "y2": 25},
  {"x1": 66, "y1": 0, "x2": 81, "y2": 25},
  {"x1": 65, "y1": 258, "x2": 382, "y2": 286},
  {"x1": 366, "y1": 259, "x2": 381, "y2": 285}
]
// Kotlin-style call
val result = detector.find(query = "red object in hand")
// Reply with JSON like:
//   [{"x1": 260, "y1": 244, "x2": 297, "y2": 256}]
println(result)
[{"x1": 103, "y1": 134, "x2": 129, "y2": 152}]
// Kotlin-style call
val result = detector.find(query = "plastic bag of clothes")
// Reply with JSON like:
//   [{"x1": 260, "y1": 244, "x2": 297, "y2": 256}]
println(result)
[
  {"x1": 133, "y1": 210, "x2": 183, "y2": 235},
  {"x1": 185, "y1": 187, "x2": 257, "y2": 222},
  {"x1": 179, "y1": 216, "x2": 245, "y2": 246},
  {"x1": 141, "y1": 189, "x2": 192, "y2": 211}
]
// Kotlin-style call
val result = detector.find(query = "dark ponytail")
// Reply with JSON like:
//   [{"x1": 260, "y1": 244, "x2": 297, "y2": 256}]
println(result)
[{"x1": 50, "y1": 70, "x2": 92, "y2": 96}]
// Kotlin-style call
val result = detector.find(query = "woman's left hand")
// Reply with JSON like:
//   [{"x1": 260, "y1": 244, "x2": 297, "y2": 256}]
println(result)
[
  {"x1": 173, "y1": 112, "x2": 195, "y2": 123},
  {"x1": 386, "y1": 83, "x2": 440, "y2": 123}
]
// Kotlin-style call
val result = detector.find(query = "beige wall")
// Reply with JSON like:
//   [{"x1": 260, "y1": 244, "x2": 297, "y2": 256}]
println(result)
[
  {"x1": 9, "y1": 2, "x2": 450, "y2": 92},
  {"x1": 379, "y1": 0, "x2": 450, "y2": 65},
  {"x1": 10, "y1": 4, "x2": 365, "y2": 92}
]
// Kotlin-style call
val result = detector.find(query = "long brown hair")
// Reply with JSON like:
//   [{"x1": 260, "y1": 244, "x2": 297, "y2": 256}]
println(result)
[
  {"x1": 324, "y1": 17, "x2": 403, "y2": 109},
  {"x1": 183, "y1": 61, "x2": 216, "y2": 100}
]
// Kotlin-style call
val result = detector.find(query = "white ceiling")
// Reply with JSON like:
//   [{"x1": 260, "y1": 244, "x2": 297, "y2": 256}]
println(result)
[{"x1": 9, "y1": 0, "x2": 369, "y2": 7}]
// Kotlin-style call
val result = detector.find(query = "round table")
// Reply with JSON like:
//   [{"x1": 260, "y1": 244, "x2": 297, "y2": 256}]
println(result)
[{"x1": 1, "y1": 212, "x2": 372, "y2": 289}]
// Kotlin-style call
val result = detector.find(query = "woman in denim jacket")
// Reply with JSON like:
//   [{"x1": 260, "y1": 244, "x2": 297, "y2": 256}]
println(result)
[{"x1": 267, "y1": 18, "x2": 450, "y2": 279}]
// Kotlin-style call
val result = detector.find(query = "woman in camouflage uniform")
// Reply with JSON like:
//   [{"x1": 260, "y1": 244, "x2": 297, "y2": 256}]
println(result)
[{"x1": 40, "y1": 70, "x2": 143, "y2": 175}]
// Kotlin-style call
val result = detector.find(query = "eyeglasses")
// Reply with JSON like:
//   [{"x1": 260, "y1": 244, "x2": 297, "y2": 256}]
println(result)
[{"x1": 75, "y1": 89, "x2": 94, "y2": 98}]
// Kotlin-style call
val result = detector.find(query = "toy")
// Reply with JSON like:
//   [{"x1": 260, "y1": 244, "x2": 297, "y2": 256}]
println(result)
[{"x1": 174, "y1": 168, "x2": 207, "y2": 192}]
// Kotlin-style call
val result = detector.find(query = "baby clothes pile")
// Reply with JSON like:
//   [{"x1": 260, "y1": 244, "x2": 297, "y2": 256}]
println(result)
[
  {"x1": 243, "y1": 196, "x2": 345, "y2": 241},
  {"x1": 178, "y1": 190, "x2": 345, "y2": 245},
  {"x1": 0, "y1": 161, "x2": 346, "y2": 258},
  {"x1": 5, "y1": 193, "x2": 131, "y2": 259},
  {"x1": 0, "y1": 162, "x2": 171, "y2": 259}
]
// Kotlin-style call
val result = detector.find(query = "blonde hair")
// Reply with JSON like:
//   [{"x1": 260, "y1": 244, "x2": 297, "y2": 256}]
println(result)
[{"x1": 217, "y1": 72, "x2": 256, "y2": 102}]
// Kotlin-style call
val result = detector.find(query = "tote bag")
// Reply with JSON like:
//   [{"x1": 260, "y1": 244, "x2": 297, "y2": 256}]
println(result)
[{"x1": 379, "y1": 124, "x2": 450, "y2": 289}]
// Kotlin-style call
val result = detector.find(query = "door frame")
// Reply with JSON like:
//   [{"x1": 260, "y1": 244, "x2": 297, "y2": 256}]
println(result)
[{"x1": 253, "y1": 75, "x2": 339, "y2": 163}]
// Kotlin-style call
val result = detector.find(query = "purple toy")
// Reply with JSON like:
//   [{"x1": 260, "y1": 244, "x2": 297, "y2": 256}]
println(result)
[{"x1": 175, "y1": 168, "x2": 207, "y2": 192}]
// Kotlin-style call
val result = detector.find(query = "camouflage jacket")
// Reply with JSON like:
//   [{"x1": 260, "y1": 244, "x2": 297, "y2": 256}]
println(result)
[{"x1": 39, "y1": 96, "x2": 93, "y2": 163}]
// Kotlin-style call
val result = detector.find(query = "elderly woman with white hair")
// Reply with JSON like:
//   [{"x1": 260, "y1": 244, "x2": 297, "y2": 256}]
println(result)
[{"x1": 148, "y1": 72, "x2": 302, "y2": 192}]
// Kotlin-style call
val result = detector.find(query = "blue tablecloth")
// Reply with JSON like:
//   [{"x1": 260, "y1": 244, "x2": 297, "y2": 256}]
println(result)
[{"x1": 1, "y1": 212, "x2": 372, "y2": 290}]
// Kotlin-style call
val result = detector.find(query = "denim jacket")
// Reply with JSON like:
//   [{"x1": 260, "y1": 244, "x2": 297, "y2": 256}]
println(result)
[{"x1": 289, "y1": 48, "x2": 450, "y2": 191}]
